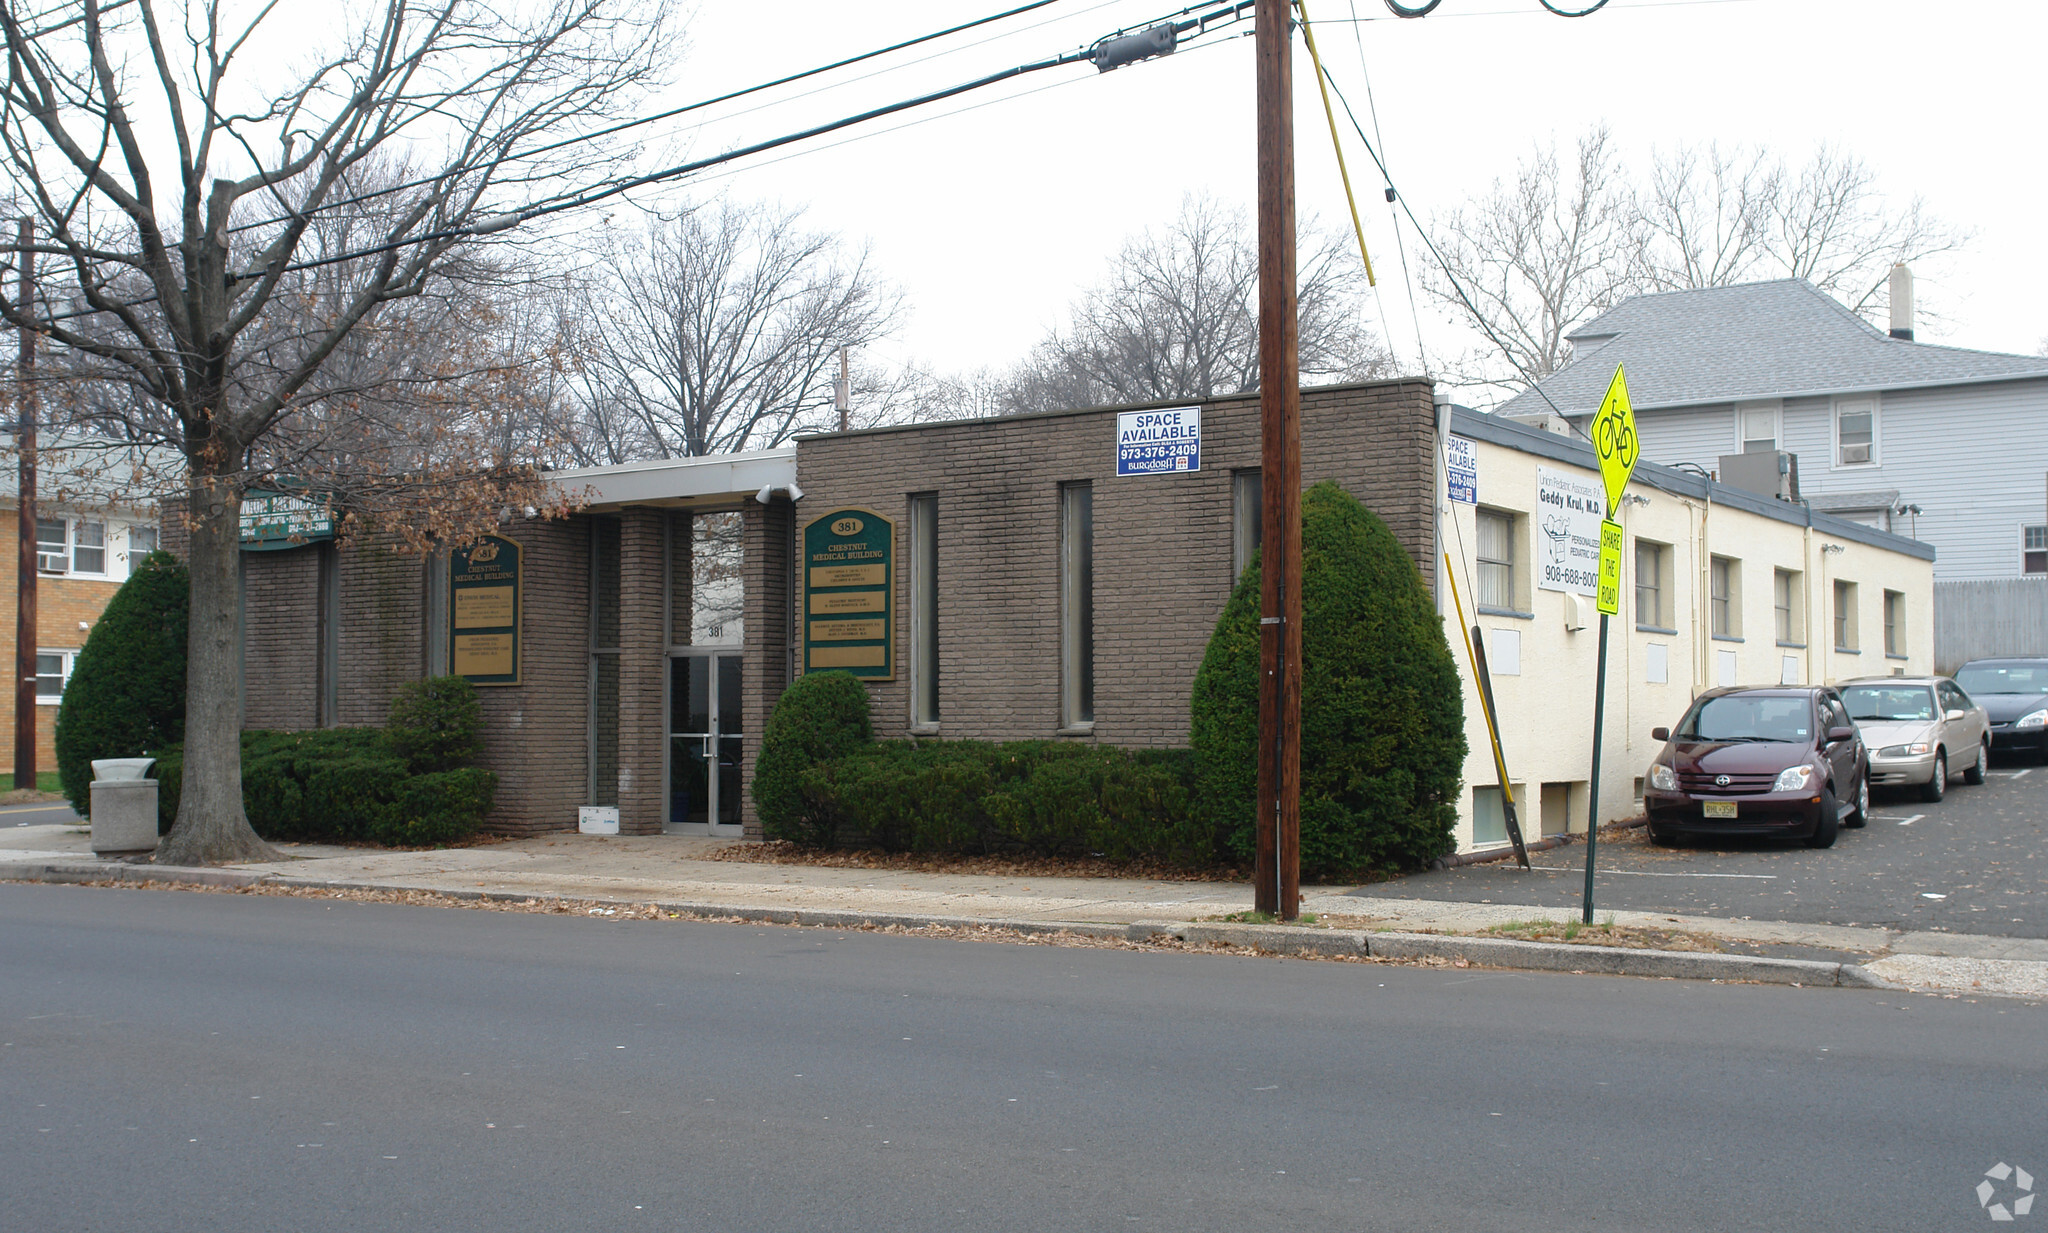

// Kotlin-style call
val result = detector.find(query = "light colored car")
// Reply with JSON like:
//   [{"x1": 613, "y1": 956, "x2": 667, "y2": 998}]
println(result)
[{"x1": 1840, "y1": 676, "x2": 1991, "y2": 802}]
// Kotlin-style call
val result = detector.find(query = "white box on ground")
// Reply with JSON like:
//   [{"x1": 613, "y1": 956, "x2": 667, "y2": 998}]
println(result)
[{"x1": 578, "y1": 806, "x2": 619, "y2": 835}]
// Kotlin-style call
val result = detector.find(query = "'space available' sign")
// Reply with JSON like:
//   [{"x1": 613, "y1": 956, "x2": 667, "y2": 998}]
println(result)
[
  {"x1": 1115, "y1": 406, "x2": 1201, "y2": 476},
  {"x1": 1536, "y1": 465, "x2": 1606, "y2": 597}
]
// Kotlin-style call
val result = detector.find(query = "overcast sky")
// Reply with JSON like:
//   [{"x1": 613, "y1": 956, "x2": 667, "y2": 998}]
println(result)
[{"x1": 613, "y1": 0, "x2": 2047, "y2": 401}]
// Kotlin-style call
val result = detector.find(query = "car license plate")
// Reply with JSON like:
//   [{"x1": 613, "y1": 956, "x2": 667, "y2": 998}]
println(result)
[{"x1": 1702, "y1": 801, "x2": 1738, "y2": 819}]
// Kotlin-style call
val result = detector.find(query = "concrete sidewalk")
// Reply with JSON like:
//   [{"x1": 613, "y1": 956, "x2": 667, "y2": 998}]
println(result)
[{"x1": 5, "y1": 825, "x2": 2044, "y2": 1000}]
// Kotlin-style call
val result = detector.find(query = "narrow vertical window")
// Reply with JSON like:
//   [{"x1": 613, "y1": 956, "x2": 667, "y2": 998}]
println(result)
[
  {"x1": 1833, "y1": 579, "x2": 1858, "y2": 650},
  {"x1": 1884, "y1": 589, "x2": 1905, "y2": 657},
  {"x1": 1709, "y1": 555, "x2": 1737, "y2": 637},
  {"x1": 1060, "y1": 482, "x2": 1093, "y2": 729},
  {"x1": 1476, "y1": 510, "x2": 1515, "y2": 610},
  {"x1": 910, "y1": 493, "x2": 939, "y2": 728},
  {"x1": 2023, "y1": 525, "x2": 2046, "y2": 575},
  {"x1": 1635, "y1": 540, "x2": 1667, "y2": 628},
  {"x1": 1835, "y1": 397, "x2": 1876, "y2": 466},
  {"x1": 73, "y1": 521, "x2": 105, "y2": 574},
  {"x1": 35, "y1": 518, "x2": 66, "y2": 573},
  {"x1": 1231, "y1": 469, "x2": 1262, "y2": 580},
  {"x1": 1773, "y1": 569, "x2": 1799, "y2": 643},
  {"x1": 424, "y1": 548, "x2": 451, "y2": 676}
]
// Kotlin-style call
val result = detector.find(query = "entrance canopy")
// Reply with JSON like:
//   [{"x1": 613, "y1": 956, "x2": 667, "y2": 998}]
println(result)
[{"x1": 547, "y1": 447, "x2": 796, "y2": 512}]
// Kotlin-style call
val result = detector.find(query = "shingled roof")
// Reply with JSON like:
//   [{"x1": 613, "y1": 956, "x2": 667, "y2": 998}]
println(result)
[{"x1": 1495, "y1": 279, "x2": 2048, "y2": 418}]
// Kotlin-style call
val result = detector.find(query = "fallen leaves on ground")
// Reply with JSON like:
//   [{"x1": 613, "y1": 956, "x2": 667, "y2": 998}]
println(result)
[{"x1": 702, "y1": 839, "x2": 1250, "y2": 884}]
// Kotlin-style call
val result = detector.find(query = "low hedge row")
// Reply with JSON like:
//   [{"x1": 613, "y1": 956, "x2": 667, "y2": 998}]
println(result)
[
  {"x1": 152, "y1": 728, "x2": 497, "y2": 847},
  {"x1": 774, "y1": 738, "x2": 1212, "y2": 863}
]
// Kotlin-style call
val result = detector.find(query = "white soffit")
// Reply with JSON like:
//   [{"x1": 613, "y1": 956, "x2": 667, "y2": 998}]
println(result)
[{"x1": 546, "y1": 448, "x2": 796, "y2": 510}]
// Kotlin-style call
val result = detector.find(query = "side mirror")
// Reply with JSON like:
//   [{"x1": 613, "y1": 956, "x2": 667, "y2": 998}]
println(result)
[
  {"x1": 1945, "y1": 709, "x2": 1966, "y2": 722},
  {"x1": 1651, "y1": 727, "x2": 1670, "y2": 742},
  {"x1": 1827, "y1": 726, "x2": 1856, "y2": 743}
]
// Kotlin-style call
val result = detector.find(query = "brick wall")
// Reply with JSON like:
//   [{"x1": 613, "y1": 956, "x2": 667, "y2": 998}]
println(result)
[
  {"x1": 740, "y1": 497, "x2": 794, "y2": 837},
  {"x1": 241, "y1": 546, "x2": 322, "y2": 730},
  {"x1": 336, "y1": 533, "x2": 427, "y2": 727},
  {"x1": 791, "y1": 379, "x2": 1437, "y2": 748}
]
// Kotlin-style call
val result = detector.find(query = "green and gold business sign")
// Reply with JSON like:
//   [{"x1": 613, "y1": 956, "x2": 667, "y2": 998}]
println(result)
[
  {"x1": 801, "y1": 508, "x2": 893, "y2": 680},
  {"x1": 451, "y1": 535, "x2": 522, "y2": 686}
]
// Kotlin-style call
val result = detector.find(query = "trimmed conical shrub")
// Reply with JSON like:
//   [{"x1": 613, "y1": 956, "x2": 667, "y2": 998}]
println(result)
[
  {"x1": 1190, "y1": 481, "x2": 1465, "y2": 877},
  {"x1": 55, "y1": 550, "x2": 189, "y2": 815},
  {"x1": 752, "y1": 670, "x2": 874, "y2": 845}
]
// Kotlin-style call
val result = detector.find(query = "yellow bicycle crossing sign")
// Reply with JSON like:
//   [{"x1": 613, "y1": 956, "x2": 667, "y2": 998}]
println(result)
[{"x1": 1592, "y1": 364, "x2": 1639, "y2": 516}]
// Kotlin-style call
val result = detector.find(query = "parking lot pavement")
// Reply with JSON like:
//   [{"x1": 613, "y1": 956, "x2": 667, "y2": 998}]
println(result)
[{"x1": 1357, "y1": 754, "x2": 2047, "y2": 938}]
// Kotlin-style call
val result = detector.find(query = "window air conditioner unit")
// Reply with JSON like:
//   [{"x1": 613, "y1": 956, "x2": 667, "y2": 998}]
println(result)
[{"x1": 36, "y1": 549, "x2": 66, "y2": 573}]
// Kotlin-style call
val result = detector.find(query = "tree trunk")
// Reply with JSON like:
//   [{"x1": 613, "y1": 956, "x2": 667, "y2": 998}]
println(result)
[{"x1": 154, "y1": 473, "x2": 280, "y2": 865}]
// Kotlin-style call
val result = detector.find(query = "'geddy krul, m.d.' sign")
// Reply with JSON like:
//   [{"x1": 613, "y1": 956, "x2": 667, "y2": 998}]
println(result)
[{"x1": 1115, "y1": 406, "x2": 1201, "y2": 476}]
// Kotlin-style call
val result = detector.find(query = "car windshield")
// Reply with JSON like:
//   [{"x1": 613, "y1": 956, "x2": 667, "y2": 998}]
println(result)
[
  {"x1": 1955, "y1": 664, "x2": 2047, "y2": 695},
  {"x1": 1677, "y1": 695, "x2": 1813, "y2": 743},
  {"x1": 1841, "y1": 684, "x2": 1935, "y2": 722}
]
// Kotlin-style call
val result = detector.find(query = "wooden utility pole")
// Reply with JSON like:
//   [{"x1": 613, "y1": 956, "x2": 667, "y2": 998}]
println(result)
[
  {"x1": 13, "y1": 219, "x2": 35, "y2": 792},
  {"x1": 1254, "y1": 0, "x2": 1301, "y2": 919}
]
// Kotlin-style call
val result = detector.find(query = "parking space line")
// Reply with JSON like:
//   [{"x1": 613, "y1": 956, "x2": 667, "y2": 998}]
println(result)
[
  {"x1": 1527, "y1": 865, "x2": 1776, "y2": 879},
  {"x1": 1989, "y1": 768, "x2": 2033, "y2": 779},
  {"x1": 1894, "y1": 814, "x2": 1925, "y2": 826}
]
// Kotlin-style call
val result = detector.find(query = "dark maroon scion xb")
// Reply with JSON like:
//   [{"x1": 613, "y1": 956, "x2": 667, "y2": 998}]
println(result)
[{"x1": 1642, "y1": 686, "x2": 1869, "y2": 849}]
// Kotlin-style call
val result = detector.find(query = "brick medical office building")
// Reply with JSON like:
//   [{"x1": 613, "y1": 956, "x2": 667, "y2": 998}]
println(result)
[{"x1": 223, "y1": 377, "x2": 1934, "y2": 854}]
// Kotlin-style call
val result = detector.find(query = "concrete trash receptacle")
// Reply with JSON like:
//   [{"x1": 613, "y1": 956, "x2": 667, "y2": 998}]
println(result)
[{"x1": 91, "y1": 758, "x2": 159, "y2": 857}]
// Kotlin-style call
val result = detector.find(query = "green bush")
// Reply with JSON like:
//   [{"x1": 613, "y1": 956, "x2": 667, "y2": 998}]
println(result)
[
  {"x1": 387, "y1": 675, "x2": 483, "y2": 773},
  {"x1": 152, "y1": 727, "x2": 495, "y2": 846},
  {"x1": 55, "y1": 551, "x2": 189, "y2": 816},
  {"x1": 790, "y1": 739, "x2": 1209, "y2": 863},
  {"x1": 753, "y1": 670, "x2": 874, "y2": 844},
  {"x1": 1189, "y1": 481, "x2": 1466, "y2": 878}
]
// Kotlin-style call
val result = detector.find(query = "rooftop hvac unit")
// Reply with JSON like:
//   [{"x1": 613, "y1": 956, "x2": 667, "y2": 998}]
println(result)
[{"x1": 1716, "y1": 451, "x2": 1800, "y2": 503}]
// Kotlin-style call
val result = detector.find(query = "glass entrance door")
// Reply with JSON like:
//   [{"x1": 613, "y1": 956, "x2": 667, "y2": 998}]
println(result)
[{"x1": 668, "y1": 651, "x2": 743, "y2": 835}]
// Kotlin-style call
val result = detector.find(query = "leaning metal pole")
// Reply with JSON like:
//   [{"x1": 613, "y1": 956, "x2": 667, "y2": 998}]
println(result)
[{"x1": 1254, "y1": 0, "x2": 1301, "y2": 919}]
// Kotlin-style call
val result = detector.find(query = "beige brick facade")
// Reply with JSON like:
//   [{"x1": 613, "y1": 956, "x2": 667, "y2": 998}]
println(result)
[
  {"x1": 791, "y1": 379, "x2": 1437, "y2": 748},
  {"x1": 217, "y1": 378, "x2": 1435, "y2": 839}
]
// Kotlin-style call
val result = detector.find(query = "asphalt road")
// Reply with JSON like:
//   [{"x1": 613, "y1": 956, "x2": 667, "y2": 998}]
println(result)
[
  {"x1": 2, "y1": 799, "x2": 82, "y2": 828},
  {"x1": 1365, "y1": 757, "x2": 2047, "y2": 937},
  {"x1": 5, "y1": 882, "x2": 2044, "y2": 1232}
]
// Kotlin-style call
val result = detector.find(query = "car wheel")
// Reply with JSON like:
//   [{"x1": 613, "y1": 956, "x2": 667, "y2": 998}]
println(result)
[
  {"x1": 1806, "y1": 784, "x2": 1840, "y2": 848},
  {"x1": 1964, "y1": 741, "x2": 1988, "y2": 786},
  {"x1": 1843, "y1": 772, "x2": 1869, "y2": 828},
  {"x1": 1920, "y1": 751, "x2": 1947, "y2": 803}
]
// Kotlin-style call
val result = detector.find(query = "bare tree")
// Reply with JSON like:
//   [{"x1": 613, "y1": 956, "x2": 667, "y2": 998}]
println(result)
[
  {"x1": 1424, "y1": 127, "x2": 1638, "y2": 397},
  {"x1": 563, "y1": 199, "x2": 900, "y2": 458},
  {"x1": 1430, "y1": 130, "x2": 1969, "y2": 398},
  {"x1": 998, "y1": 192, "x2": 1391, "y2": 415},
  {"x1": 0, "y1": 0, "x2": 671, "y2": 863}
]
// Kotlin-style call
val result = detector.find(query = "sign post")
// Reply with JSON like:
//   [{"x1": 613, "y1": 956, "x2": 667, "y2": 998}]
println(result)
[{"x1": 1583, "y1": 365, "x2": 1639, "y2": 924}]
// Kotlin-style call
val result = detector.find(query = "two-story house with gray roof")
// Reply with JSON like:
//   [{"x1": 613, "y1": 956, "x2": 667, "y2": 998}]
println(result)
[{"x1": 1495, "y1": 277, "x2": 2048, "y2": 664}]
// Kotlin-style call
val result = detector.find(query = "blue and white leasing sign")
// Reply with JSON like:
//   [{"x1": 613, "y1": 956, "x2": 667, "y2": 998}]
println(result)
[
  {"x1": 1116, "y1": 406, "x2": 1201, "y2": 476},
  {"x1": 1445, "y1": 434, "x2": 1479, "y2": 504}
]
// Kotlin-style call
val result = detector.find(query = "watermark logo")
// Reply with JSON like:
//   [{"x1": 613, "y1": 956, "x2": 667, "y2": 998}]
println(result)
[{"x1": 1978, "y1": 1163, "x2": 2035, "y2": 1221}]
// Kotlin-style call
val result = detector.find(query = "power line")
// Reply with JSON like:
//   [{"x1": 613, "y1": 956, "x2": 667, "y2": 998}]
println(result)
[
  {"x1": 211, "y1": 2, "x2": 1257, "y2": 290},
  {"x1": 229, "y1": 0, "x2": 1077, "y2": 237},
  {"x1": 1313, "y1": 60, "x2": 1581, "y2": 423}
]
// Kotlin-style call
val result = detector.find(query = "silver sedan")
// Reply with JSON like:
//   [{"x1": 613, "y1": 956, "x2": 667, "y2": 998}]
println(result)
[{"x1": 1841, "y1": 676, "x2": 1991, "y2": 802}]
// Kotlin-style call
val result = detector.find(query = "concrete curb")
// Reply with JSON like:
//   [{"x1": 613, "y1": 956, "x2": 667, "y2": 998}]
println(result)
[
  {"x1": 5, "y1": 862, "x2": 1895, "y2": 989},
  {"x1": 0, "y1": 860, "x2": 269, "y2": 890}
]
